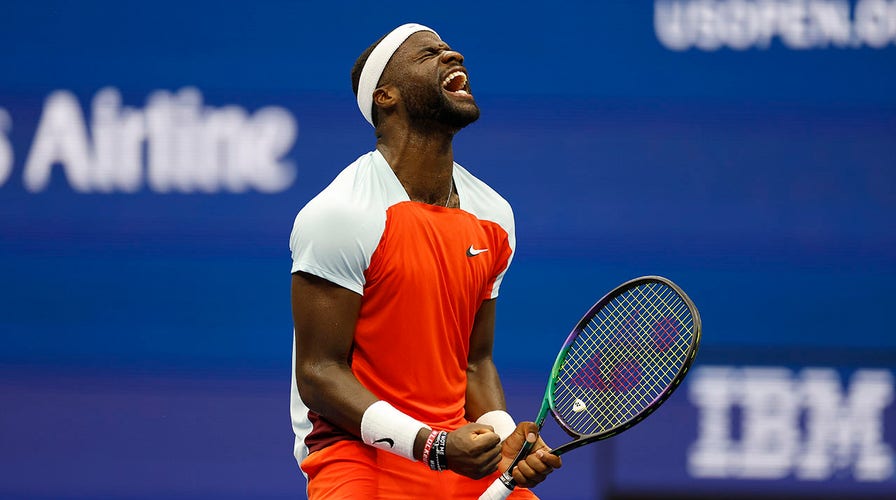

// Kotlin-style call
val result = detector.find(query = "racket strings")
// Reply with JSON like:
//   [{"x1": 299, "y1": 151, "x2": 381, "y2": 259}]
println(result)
[
  {"x1": 573, "y1": 284, "x2": 691, "y2": 427},
  {"x1": 552, "y1": 282, "x2": 695, "y2": 435},
  {"x1": 582, "y1": 285, "x2": 691, "y2": 425}
]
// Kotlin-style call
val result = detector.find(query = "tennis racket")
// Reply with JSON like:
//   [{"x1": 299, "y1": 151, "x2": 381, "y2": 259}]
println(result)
[{"x1": 479, "y1": 275, "x2": 701, "y2": 500}]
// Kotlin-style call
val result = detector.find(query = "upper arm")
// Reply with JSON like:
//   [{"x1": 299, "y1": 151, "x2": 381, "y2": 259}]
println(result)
[
  {"x1": 289, "y1": 190, "x2": 368, "y2": 369},
  {"x1": 291, "y1": 271, "x2": 371, "y2": 414},
  {"x1": 468, "y1": 298, "x2": 497, "y2": 367},
  {"x1": 465, "y1": 298, "x2": 507, "y2": 419},
  {"x1": 291, "y1": 271, "x2": 361, "y2": 368}
]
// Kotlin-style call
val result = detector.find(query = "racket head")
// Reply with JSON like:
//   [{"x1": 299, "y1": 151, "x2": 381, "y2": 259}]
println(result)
[{"x1": 546, "y1": 275, "x2": 701, "y2": 454}]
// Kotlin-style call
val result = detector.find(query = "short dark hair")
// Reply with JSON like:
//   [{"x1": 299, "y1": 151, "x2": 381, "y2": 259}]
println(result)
[{"x1": 351, "y1": 33, "x2": 388, "y2": 125}]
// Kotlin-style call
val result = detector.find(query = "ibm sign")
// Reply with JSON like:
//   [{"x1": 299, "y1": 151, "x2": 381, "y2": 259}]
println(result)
[{"x1": 689, "y1": 366, "x2": 894, "y2": 481}]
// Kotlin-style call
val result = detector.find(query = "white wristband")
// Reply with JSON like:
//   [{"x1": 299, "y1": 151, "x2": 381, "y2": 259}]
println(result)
[
  {"x1": 360, "y1": 400, "x2": 429, "y2": 461},
  {"x1": 476, "y1": 410, "x2": 517, "y2": 442}
]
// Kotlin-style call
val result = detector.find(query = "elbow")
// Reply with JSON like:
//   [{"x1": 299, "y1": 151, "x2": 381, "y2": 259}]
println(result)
[
  {"x1": 295, "y1": 359, "x2": 338, "y2": 412},
  {"x1": 466, "y1": 356, "x2": 495, "y2": 377},
  {"x1": 295, "y1": 361, "x2": 322, "y2": 408}
]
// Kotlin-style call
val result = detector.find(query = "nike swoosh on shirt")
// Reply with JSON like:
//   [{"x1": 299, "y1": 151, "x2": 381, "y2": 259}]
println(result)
[
  {"x1": 466, "y1": 245, "x2": 489, "y2": 257},
  {"x1": 373, "y1": 437, "x2": 395, "y2": 448}
]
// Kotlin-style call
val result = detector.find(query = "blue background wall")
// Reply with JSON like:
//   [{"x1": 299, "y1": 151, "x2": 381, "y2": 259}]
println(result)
[{"x1": 1, "y1": 1, "x2": 894, "y2": 498}]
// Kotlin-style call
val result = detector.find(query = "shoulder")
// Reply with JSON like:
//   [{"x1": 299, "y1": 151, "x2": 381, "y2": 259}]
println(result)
[
  {"x1": 292, "y1": 151, "x2": 405, "y2": 236},
  {"x1": 289, "y1": 152, "x2": 396, "y2": 293},
  {"x1": 454, "y1": 163, "x2": 514, "y2": 235},
  {"x1": 292, "y1": 154, "x2": 379, "y2": 242}
]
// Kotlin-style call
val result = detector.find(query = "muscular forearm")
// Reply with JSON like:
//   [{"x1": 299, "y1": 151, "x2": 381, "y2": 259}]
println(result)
[
  {"x1": 466, "y1": 356, "x2": 518, "y2": 444},
  {"x1": 300, "y1": 365, "x2": 492, "y2": 470},
  {"x1": 465, "y1": 298, "x2": 508, "y2": 421},
  {"x1": 296, "y1": 359, "x2": 379, "y2": 437},
  {"x1": 465, "y1": 356, "x2": 507, "y2": 421},
  {"x1": 297, "y1": 353, "x2": 435, "y2": 464}
]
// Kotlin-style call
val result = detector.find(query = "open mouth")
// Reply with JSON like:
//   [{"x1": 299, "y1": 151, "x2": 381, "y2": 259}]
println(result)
[{"x1": 441, "y1": 70, "x2": 470, "y2": 96}]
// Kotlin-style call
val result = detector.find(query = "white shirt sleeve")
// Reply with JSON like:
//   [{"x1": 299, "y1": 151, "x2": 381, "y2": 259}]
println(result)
[
  {"x1": 289, "y1": 160, "x2": 395, "y2": 296},
  {"x1": 289, "y1": 196, "x2": 370, "y2": 294},
  {"x1": 289, "y1": 153, "x2": 402, "y2": 295},
  {"x1": 488, "y1": 205, "x2": 515, "y2": 299}
]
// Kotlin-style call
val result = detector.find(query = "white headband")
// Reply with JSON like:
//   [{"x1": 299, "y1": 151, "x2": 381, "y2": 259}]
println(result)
[{"x1": 357, "y1": 23, "x2": 439, "y2": 126}]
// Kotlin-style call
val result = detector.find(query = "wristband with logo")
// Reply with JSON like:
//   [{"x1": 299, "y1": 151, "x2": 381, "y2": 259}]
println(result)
[{"x1": 360, "y1": 400, "x2": 430, "y2": 462}]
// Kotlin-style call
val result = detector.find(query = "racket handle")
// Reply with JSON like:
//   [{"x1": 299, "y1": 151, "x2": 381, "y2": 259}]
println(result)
[
  {"x1": 479, "y1": 428, "x2": 535, "y2": 499},
  {"x1": 478, "y1": 474, "x2": 514, "y2": 500}
]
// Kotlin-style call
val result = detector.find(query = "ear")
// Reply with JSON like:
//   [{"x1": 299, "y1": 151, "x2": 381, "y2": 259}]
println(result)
[{"x1": 373, "y1": 85, "x2": 400, "y2": 115}]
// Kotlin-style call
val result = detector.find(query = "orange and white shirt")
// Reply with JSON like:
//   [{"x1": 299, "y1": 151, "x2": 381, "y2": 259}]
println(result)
[{"x1": 289, "y1": 150, "x2": 515, "y2": 466}]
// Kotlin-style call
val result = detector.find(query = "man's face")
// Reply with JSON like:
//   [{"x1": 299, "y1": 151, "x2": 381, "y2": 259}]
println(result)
[{"x1": 385, "y1": 31, "x2": 480, "y2": 130}]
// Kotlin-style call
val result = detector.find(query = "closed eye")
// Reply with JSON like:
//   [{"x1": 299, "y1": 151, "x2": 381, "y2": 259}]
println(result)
[
  {"x1": 416, "y1": 43, "x2": 451, "y2": 61},
  {"x1": 415, "y1": 47, "x2": 440, "y2": 62}
]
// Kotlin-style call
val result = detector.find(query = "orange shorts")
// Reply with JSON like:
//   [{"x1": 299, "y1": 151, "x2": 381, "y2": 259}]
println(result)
[{"x1": 301, "y1": 440, "x2": 540, "y2": 500}]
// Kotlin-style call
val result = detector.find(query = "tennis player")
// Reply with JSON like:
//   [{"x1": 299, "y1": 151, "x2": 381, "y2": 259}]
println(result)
[{"x1": 289, "y1": 23, "x2": 561, "y2": 498}]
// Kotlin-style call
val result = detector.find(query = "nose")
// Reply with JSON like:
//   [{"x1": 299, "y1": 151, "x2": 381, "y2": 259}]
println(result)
[{"x1": 440, "y1": 49, "x2": 464, "y2": 65}]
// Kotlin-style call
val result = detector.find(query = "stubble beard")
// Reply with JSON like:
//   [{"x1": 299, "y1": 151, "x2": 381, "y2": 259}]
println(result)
[{"x1": 401, "y1": 82, "x2": 480, "y2": 132}]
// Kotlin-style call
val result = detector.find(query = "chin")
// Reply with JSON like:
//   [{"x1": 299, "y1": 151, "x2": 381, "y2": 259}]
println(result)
[
  {"x1": 404, "y1": 90, "x2": 481, "y2": 131},
  {"x1": 441, "y1": 101, "x2": 481, "y2": 129}
]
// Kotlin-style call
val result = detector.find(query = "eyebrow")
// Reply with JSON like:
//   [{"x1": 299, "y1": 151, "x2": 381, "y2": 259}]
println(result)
[{"x1": 417, "y1": 41, "x2": 452, "y2": 54}]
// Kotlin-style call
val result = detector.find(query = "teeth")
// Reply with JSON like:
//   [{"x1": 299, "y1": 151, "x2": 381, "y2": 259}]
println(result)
[{"x1": 442, "y1": 71, "x2": 467, "y2": 91}]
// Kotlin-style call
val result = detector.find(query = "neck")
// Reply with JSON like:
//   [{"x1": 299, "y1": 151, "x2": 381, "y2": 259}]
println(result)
[{"x1": 376, "y1": 119, "x2": 456, "y2": 206}]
